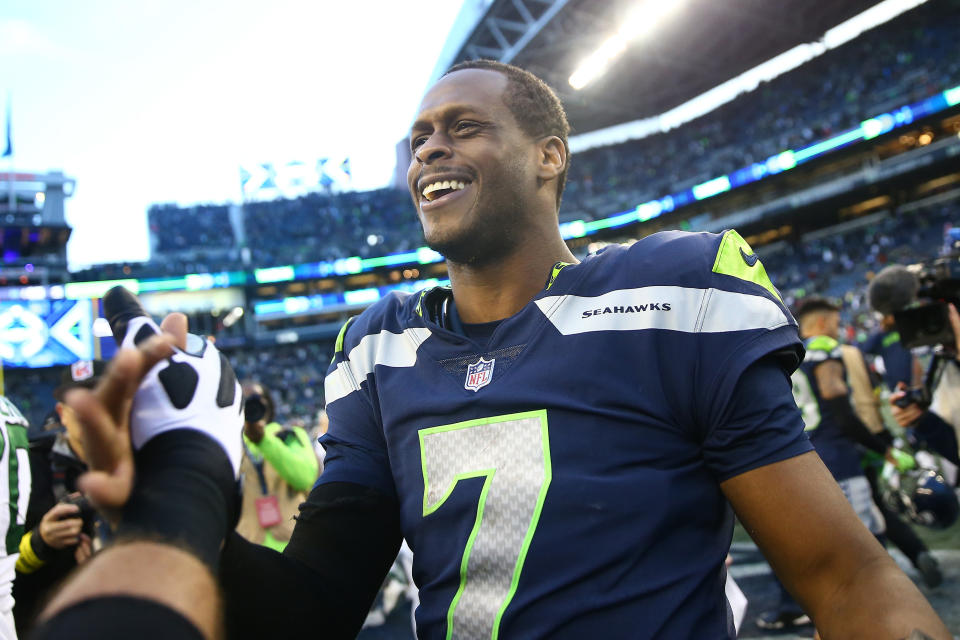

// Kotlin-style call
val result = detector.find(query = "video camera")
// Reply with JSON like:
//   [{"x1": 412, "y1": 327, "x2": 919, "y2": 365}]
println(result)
[
  {"x1": 244, "y1": 394, "x2": 268, "y2": 423},
  {"x1": 892, "y1": 254, "x2": 960, "y2": 349},
  {"x1": 60, "y1": 494, "x2": 98, "y2": 538}
]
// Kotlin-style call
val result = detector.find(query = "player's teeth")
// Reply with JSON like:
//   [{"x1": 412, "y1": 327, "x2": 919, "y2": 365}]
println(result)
[
  {"x1": 422, "y1": 180, "x2": 470, "y2": 201},
  {"x1": 423, "y1": 182, "x2": 442, "y2": 199}
]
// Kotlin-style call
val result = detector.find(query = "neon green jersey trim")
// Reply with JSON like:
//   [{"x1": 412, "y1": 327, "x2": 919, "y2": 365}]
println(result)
[
  {"x1": 546, "y1": 262, "x2": 571, "y2": 290},
  {"x1": 415, "y1": 290, "x2": 428, "y2": 318},
  {"x1": 331, "y1": 317, "x2": 354, "y2": 365},
  {"x1": 711, "y1": 230, "x2": 782, "y2": 301},
  {"x1": 807, "y1": 335, "x2": 839, "y2": 352},
  {"x1": 882, "y1": 331, "x2": 901, "y2": 348}
]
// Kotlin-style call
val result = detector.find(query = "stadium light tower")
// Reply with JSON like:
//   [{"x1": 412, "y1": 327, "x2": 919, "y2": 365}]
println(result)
[{"x1": 569, "y1": 0, "x2": 685, "y2": 90}]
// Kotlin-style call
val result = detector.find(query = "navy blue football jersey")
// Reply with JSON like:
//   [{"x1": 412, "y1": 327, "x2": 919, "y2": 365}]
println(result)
[
  {"x1": 320, "y1": 230, "x2": 811, "y2": 639},
  {"x1": 862, "y1": 330, "x2": 914, "y2": 390},
  {"x1": 790, "y1": 336, "x2": 864, "y2": 481}
]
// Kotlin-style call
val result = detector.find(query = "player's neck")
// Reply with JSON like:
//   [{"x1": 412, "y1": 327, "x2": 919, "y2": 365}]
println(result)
[{"x1": 447, "y1": 235, "x2": 576, "y2": 324}]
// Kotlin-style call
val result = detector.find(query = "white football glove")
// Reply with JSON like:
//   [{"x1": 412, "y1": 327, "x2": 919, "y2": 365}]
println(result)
[{"x1": 105, "y1": 287, "x2": 244, "y2": 477}]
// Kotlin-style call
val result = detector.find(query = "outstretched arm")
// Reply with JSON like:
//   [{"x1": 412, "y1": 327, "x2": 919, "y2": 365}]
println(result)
[
  {"x1": 35, "y1": 541, "x2": 220, "y2": 640},
  {"x1": 220, "y1": 481, "x2": 402, "y2": 640},
  {"x1": 35, "y1": 312, "x2": 228, "y2": 640}
]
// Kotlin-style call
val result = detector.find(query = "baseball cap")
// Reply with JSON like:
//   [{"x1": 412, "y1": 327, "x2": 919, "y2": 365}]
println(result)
[{"x1": 53, "y1": 360, "x2": 107, "y2": 401}]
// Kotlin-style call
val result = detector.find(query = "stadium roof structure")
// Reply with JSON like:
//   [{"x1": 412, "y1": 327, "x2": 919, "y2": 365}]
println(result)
[{"x1": 433, "y1": 0, "x2": 887, "y2": 135}]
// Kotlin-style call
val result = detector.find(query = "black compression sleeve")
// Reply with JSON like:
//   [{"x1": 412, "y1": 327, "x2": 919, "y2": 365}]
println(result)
[
  {"x1": 30, "y1": 596, "x2": 205, "y2": 640},
  {"x1": 822, "y1": 396, "x2": 891, "y2": 454},
  {"x1": 219, "y1": 481, "x2": 402, "y2": 640},
  {"x1": 116, "y1": 430, "x2": 238, "y2": 570}
]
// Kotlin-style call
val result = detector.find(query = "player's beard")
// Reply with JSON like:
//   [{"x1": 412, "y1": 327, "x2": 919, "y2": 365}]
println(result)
[
  {"x1": 421, "y1": 161, "x2": 529, "y2": 268},
  {"x1": 424, "y1": 198, "x2": 523, "y2": 268}
]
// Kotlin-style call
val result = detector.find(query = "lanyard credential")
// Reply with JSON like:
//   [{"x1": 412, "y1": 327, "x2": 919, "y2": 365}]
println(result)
[{"x1": 242, "y1": 440, "x2": 270, "y2": 496}]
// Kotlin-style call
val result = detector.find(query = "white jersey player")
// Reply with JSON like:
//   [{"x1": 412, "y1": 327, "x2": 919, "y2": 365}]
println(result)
[{"x1": 0, "y1": 396, "x2": 30, "y2": 640}]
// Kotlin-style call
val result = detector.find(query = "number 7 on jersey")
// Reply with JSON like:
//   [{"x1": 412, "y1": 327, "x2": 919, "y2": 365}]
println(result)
[{"x1": 419, "y1": 410, "x2": 552, "y2": 640}]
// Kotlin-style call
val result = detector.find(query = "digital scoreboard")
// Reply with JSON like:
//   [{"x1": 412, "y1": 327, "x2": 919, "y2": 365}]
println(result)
[{"x1": 0, "y1": 299, "x2": 95, "y2": 368}]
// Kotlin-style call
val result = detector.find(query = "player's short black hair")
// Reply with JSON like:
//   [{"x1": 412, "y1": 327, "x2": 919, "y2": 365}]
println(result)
[
  {"x1": 793, "y1": 296, "x2": 840, "y2": 321},
  {"x1": 444, "y1": 59, "x2": 570, "y2": 210}
]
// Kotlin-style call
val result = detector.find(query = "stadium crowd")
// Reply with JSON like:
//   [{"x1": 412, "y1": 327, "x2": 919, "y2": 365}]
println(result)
[
  {"x1": 766, "y1": 199, "x2": 957, "y2": 341},
  {"x1": 67, "y1": 0, "x2": 959, "y2": 280},
  {"x1": 14, "y1": 53, "x2": 953, "y2": 638},
  {"x1": 8, "y1": 194, "x2": 958, "y2": 444},
  {"x1": 562, "y1": 0, "x2": 960, "y2": 219},
  {"x1": 0, "y1": 4, "x2": 957, "y2": 635},
  {"x1": 242, "y1": 188, "x2": 423, "y2": 267},
  {"x1": 148, "y1": 203, "x2": 237, "y2": 254},
  {"x1": 227, "y1": 341, "x2": 332, "y2": 433}
]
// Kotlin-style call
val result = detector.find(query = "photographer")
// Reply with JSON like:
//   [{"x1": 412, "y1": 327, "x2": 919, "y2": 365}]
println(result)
[
  {"x1": 868, "y1": 266, "x2": 960, "y2": 473},
  {"x1": 12, "y1": 362, "x2": 105, "y2": 635},
  {"x1": 236, "y1": 382, "x2": 318, "y2": 551}
]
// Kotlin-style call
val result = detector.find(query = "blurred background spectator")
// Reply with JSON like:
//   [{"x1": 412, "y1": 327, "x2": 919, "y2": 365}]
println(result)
[{"x1": 236, "y1": 381, "x2": 319, "y2": 552}]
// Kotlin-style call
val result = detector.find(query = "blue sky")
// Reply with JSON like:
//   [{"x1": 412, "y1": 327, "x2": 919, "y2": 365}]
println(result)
[{"x1": 1, "y1": 1, "x2": 465, "y2": 269}]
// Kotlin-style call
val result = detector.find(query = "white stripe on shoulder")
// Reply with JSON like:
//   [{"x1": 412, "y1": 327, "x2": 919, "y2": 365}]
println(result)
[
  {"x1": 324, "y1": 327, "x2": 432, "y2": 405},
  {"x1": 535, "y1": 286, "x2": 789, "y2": 335}
]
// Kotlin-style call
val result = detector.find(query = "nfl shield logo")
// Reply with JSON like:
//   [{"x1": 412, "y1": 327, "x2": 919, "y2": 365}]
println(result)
[
  {"x1": 71, "y1": 360, "x2": 95, "y2": 382},
  {"x1": 464, "y1": 357, "x2": 495, "y2": 392}
]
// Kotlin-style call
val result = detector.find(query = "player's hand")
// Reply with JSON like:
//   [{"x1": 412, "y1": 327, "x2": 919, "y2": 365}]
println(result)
[
  {"x1": 101, "y1": 286, "x2": 244, "y2": 477},
  {"x1": 67, "y1": 318, "x2": 182, "y2": 512},
  {"x1": 38, "y1": 503, "x2": 83, "y2": 549},
  {"x1": 74, "y1": 533, "x2": 93, "y2": 565},
  {"x1": 243, "y1": 418, "x2": 266, "y2": 443},
  {"x1": 890, "y1": 382, "x2": 925, "y2": 428}
]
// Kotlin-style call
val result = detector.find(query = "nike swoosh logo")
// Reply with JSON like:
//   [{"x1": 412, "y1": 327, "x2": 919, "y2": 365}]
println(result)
[{"x1": 739, "y1": 247, "x2": 759, "y2": 267}]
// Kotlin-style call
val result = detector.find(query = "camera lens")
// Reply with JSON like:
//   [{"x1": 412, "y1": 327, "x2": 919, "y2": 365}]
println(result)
[{"x1": 244, "y1": 395, "x2": 267, "y2": 423}]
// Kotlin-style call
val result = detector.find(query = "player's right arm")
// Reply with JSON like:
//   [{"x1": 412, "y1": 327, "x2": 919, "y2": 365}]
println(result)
[
  {"x1": 220, "y1": 482, "x2": 402, "y2": 640},
  {"x1": 221, "y1": 314, "x2": 404, "y2": 639}
]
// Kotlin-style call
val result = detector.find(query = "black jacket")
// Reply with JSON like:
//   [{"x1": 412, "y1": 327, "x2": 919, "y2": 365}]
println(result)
[{"x1": 12, "y1": 433, "x2": 87, "y2": 635}]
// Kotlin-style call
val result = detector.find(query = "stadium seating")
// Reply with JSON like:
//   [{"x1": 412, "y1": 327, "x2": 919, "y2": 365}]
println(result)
[
  {"x1": 241, "y1": 188, "x2": 422, "y2": 268},
  {"x1": 10, "y1": 194, "x2": 955, "y2": 432},
  {"x1": 149, "y1": 203, "x2": 236, "y2": 253},
  {"x1": 67, "y1": 0, "x2": 960, "y2": 279},
  {"x1": 12, "y1": 0, "x2": 956, "y2": 432},
  {"x1": 562, "y1": 0, "x2": 960, "y2": 221}
]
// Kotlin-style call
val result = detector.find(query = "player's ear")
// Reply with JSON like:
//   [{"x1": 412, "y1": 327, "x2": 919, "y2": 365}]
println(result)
[{"x1": 536, "y1": 135, "x2": 566, "y2": 183}]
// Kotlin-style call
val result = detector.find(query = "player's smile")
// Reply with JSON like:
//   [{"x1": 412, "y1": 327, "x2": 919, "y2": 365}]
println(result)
[
  {"x1": 407, "y1": 68, "x2": 541, "y2": 265},
  {"x1": 418, "y1": 174, "x2": 475, "y2": 212}
]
